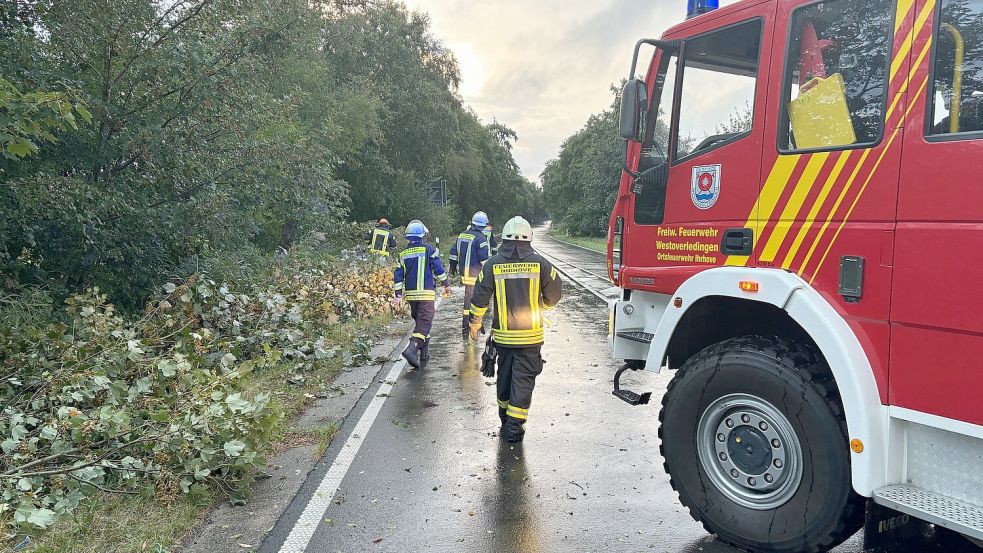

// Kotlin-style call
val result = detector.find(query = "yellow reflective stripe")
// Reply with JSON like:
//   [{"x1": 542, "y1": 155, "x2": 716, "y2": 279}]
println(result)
[
  {"x1": 780, "y1": 151, "x2": 853, "y2": 269},
  {"x1": 404, "y1": 290, "x2": 436, "y2": 300},
  {"x1": 460, "y1": 234, "x2": 474, "y2": 276},
  {"x1": 393, "y1": 282, "x2": 404, "y2": 290},
  {"x1": 400, "y1": 246, "x2": 426, "y2": 257},
  {"x1": 759, "y1": 153, "x2": 829, "y2": 263},
  {"x1": 506, "y1": 405, "x2": 529, "y2": 420},
  {"x1": 724, "y1": 154, "x2": 801, "y2": 266},
  {"x1": 529, "y1": 277, "x2": 541, "y2": 329},
  {"x1": 493, "y1": 328, "x2": 544, "y2": 345},
  {"x1": 497, "y1": 399, "x2": 509, "y2": 409},
  {"x1": 470, "y1": 305, "x2": 488, "y2": 317},
  {"x1": 477, "y1": 270, "x2": 485, "y2": 283},
  {"x1": 371, "y1": 229, "x2": 390, "y2": 253},
  {"x1": 462, "y1": 309, "x2": 471, "y2": 315},
  {"x1": 461, "y1": 276, "x2": 477, "y2": 285},
  {"x1": 495, "y1": 277, "x2": 508, "y2": 331},
  {"x1": 550, "y1": 267, "x2": 557, "y2": 280},
  {"x1": 435, "y1": 272, "x2": 447, "y2": 281},
  {"x1": 412, "y1": 332, "x2": 427, "y2": 340},
  {"x1": 416, "y1": 252, "x2": 425, "y2": 291}
]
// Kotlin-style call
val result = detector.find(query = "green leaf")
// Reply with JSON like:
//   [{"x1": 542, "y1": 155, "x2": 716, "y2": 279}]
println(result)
[
  {"x1": 6, "y1": 138, "x2": 37, "y2": 157},
  {"x1": 27, "y1": 508, "x2": 58, "y2": 528},
  {"x1": 76, "y1": 104, "x2": 93, "y2": 123},
  {"x1": 159, "y1": 359, "x2": 178, "y2": 377},
  {"x1": 223, "y1": 440, "x2": 246, "y2": 457},
  {"x1": 225, "y1": 393, "x2": 249, "y2": 412}
]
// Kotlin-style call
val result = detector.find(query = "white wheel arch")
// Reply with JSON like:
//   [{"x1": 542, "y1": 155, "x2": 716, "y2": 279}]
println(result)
[{"x1": 644, "y1": 267, "x2": 888, "y2": 496}]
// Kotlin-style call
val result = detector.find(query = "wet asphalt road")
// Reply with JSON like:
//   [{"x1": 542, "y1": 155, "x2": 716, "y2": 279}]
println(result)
[{"x1": 260, "y1": 232, "x2": 976, "y2": 553}]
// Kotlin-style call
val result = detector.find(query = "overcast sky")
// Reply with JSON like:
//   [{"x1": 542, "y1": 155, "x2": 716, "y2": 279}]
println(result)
[{"x1": 402, "y1": 0, "x2": 738, "y2": 183}]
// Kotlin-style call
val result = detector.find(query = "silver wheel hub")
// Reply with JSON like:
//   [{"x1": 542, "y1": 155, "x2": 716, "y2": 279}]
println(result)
[{"x1": 697, "y1": 393, "x2": 803, "y2": 510}]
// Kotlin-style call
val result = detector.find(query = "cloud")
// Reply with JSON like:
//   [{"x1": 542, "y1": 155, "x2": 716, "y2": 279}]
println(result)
[{"x1": 403, "y1": 0, "x2": 741, "y2": 182}]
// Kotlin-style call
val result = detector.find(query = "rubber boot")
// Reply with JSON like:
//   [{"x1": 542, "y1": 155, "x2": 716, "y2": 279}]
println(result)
[
  {"x1": 503, "y1": 417, "x2": 525, "y2": 443},
  {"x1": 420, "y1": 342, "x2": 430, "y2": 367},
  {"x1": 498, "y1": 407, "x2": 508, "y2": 427},
  {"x1": 402, "y1": 338, "x2": 423, "y2": 369},
  {"x1": 462, "y1": 315, "x2": 470, "y2": 340}
]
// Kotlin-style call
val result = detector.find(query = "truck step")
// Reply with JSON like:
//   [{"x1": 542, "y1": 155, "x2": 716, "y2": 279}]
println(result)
[
  {"x1": 873, "y1": 484, "x2": 983, "y2": 541},
  {"x1": 612, "y1": 362, "x2": 651, "y2": 406},
  {"x1": 616, "y1": 330, "x2": 654, "y2": 344},
  {"x1": 613, "y1": 388, "x2": 651, "y2": 405}
]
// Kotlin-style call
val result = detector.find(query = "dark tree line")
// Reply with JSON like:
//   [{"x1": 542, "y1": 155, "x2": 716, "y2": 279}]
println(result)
[{"x1": 0, "y1": 0, "x2": 543, "y2": 309}]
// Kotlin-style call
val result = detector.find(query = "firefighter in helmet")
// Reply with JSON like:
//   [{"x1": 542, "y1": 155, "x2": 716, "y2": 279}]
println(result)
[
  {"x1": 468, "y1": 216, "x2": 563, "y2": 442},
  {"x1": 393, "y1": 220, "x2": 451, "y2": 368},
  {"x1": 482, "y1": 223, "x2": 499, "y2": 254},
  {"x1": 366, "y1": 218, "x2": 396, "y2": 256},
  {"x1": 449, "y1": 211, "x2": 491, "y2": 338}
]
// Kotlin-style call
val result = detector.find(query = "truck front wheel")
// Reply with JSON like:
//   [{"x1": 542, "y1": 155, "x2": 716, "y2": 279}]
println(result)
[{"x1": 659, "y1": 336, "x2": 864, "y2": 552}]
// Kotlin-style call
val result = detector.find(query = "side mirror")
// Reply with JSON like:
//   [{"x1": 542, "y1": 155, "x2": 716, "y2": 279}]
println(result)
[{"x1": 619, "y1": 79, "x2": 648, "y2": 142}]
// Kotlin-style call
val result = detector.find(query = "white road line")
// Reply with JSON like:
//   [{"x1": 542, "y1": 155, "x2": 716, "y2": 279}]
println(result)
[{"x1": 278, "y1": 298, "x2": 442, "y2": 553}]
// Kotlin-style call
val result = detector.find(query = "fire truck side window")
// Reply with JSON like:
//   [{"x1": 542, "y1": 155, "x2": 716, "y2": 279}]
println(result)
[
  {"x1": 779, "y1": 0, "x2": 893, "y2": 151},
  {"x1": 635, "y1": 53, "x2": 679, "y2": 225},
  {"x1": 673, "y1": 20, "x2": 762, "y2": 160},
  {"x1": 928, "y1": 0, "x2": 983, "y2": 136}
]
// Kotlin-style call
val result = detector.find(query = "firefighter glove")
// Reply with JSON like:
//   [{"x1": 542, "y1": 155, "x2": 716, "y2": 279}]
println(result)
[
  {"x1": 391, "y1": 295, "x2": 402, "y2": 309},
  {"x1": 468, "y1": 315, "x2": 482, "y2": 341},
  {"x1": 441, "y1": 286, "x2": 452, "y2": 298}
]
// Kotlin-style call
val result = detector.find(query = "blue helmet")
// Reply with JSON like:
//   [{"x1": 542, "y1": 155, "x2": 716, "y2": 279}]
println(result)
[
  {"x1": 471, "y1": 211, "x2": 489, "y2": 227},
  {"x1": 406, "y1": 220, "x2": 427, "y2": 238}
]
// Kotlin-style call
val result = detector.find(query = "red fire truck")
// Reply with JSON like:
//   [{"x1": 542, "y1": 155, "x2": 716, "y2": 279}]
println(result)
[{"x1": 607, "y1": 0, "x2": 983, "y2": 550}]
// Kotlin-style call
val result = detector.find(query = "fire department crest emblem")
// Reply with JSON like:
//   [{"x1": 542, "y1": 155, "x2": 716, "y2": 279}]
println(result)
[{"x1": 691, "y1": 164, "x2": 721, "y2": 210}]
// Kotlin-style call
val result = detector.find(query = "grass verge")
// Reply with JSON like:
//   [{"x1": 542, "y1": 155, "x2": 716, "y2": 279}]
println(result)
[
  {"x1": 547, "y1": 228, "x2": 607, "y2": 252},
  {"x1": 20, "y1": 314, "x2": 394, "y2": 553}
]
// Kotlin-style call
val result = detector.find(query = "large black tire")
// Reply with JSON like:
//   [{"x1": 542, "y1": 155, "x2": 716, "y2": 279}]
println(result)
[{"x1": 659, "y1": 336, "x2": 864, "y2": 553}]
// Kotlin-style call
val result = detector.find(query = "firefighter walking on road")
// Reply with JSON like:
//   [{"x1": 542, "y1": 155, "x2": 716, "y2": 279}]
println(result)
[
  {"x1": 468, "y1": 216, "x2": 562, "y2": 442},
  {"x1": 393, "y1": 220, "x2": 451, "y2": 368},
  {"x1": 365, "y1": 218, "x2": 397, "y2": 257},
  {"x1": 449, "y1": 211, "x2": 491, "y2": 338},
  {"x1": 483, "y1": 224, "x2": 499, "y2": 255}
]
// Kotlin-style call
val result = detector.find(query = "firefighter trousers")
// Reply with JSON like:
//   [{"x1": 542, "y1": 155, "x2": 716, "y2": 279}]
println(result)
[
  {"x1": 409, "y1": 300, "x2": 435, "y2": 347},
  {"x1": 496, "y1": 346, "x2": 544, "y2": 439},
  {"x1": 461, "y1": 284, "x2": 475, "y2": 333}
]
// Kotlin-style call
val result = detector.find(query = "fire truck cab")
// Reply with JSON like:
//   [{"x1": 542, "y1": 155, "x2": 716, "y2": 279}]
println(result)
[{"x1": 608, "y1": 0, "x2": 983, "y2": 550}]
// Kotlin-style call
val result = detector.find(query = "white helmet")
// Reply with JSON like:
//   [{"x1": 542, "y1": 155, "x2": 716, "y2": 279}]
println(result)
[{"x1": 502, "y1": 216, "x2": 533, "y2": 242}]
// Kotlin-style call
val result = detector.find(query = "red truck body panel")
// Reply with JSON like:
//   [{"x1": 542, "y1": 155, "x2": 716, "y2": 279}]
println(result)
[{"x1": 610, "y1": 0, "x2": 983, "y2": 424}]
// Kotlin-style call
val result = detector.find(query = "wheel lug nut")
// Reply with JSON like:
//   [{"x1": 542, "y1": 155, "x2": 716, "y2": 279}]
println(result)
[
  {"x1": 719, "y1": 452, "x2": 727, "y2": 461},
  {"x1": 772, "y1": 439, "x2": 781, "y2": 448},
  {"x1": 764, "y1": 474, "x2": 774, "y2": 483},
  {"x1": 759, "y1": 422, "x2": 768, "y2": 431},
  {"x1": 741, "y1": 414, "x2": 750, "y2": 423},
  {"x1": 725, "y1": 419, "x2": 735, "y2": 428},
  {"x1": 730, "y1": 469, "x2": 739, "y2": 479},
  {"x1": 717, "y1": 433, "x2": 725, "y2": 442},
  {"x1": 774, "y1": 459, "x2": 783, "y2": 469},
  {"x1": 747, "y1": 477, "x2": 757, "y2": 486}
]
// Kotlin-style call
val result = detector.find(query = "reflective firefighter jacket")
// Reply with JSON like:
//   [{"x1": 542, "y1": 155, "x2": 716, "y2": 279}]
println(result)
[
  {"x1": 482, "y1": 229, "x2": 499, "y2": 254},
  {"x1": 469, "y1": 241, "x2": 563, "y2": 347},
  {"x1": 449, "y1": 227, "x2": 490, "y2": 285},
  {"x1": 393, "y1": 238, "x2": 449, "y2": 301},
  {"x1": 366, "y1": 225, "x2": 396, "y2": 255}
]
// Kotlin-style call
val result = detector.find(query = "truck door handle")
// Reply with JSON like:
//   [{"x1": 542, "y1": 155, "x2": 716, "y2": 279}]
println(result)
[{"x1": 721, "y1": 228, "x2": 754, "y2": 256}]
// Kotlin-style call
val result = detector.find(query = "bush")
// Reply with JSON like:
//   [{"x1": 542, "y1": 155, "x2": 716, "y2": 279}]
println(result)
[{"x1": 0, "y1": 244, "x2": 398, "y2": 537}]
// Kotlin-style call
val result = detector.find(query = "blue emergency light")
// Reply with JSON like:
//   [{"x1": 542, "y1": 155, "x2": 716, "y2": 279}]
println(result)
[{"x1": 687, "y1": 0, "x2": 719, "y2": 18}]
